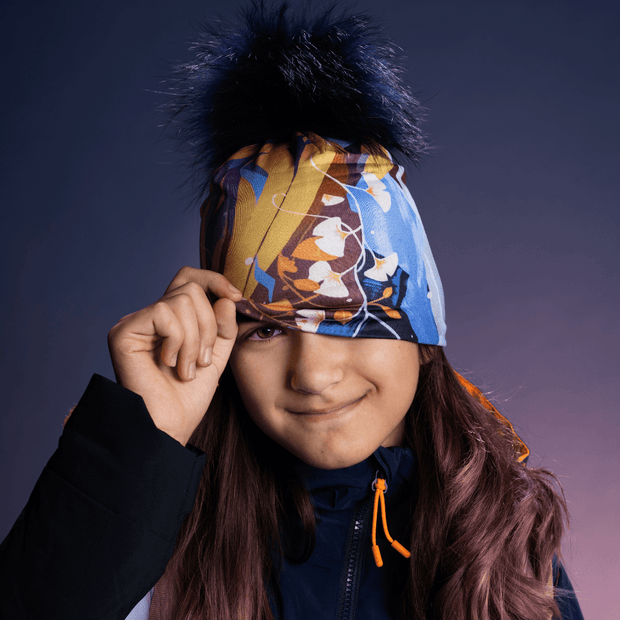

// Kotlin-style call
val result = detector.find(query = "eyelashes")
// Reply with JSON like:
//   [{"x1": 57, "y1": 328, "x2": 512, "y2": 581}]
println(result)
[{"x1": 240, "y1": 324, "x2": 285, "y2": 343}]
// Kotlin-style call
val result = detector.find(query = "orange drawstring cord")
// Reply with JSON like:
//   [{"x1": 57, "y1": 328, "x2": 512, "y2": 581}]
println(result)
[{"x1": 371, "y1": 476, "x2": 411, "y2": 568}]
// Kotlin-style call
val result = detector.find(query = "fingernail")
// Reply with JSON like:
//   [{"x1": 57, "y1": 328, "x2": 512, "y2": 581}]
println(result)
[
  {"x1": 203, "y1": 348, "x2": 212, "y2": 366},
  {"x1": 228, "y1": 283, "x2": 241, "y2": 295},
  {"x1": 188, "y1": 362, "x2": 196, "y2": 380},
  {"x1": 170, "y1": 353, "x2": 178, "y2": 367}
]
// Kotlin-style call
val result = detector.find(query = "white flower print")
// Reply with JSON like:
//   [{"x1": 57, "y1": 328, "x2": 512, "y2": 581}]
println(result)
[
  {"x1": 364, "y1": 252, "x2": 399, "y2": 282},
  {"x1": 362, "y1": 172, "x2": 391, "y2": 212},
  {"x1": 308, "y1": 261, "x2": 349, "y2": 298},
  {"x1": 312, "y1": 217, "x2": 348, "y2": 257},
  {"x1": 322, "y1": 194, "x2": 345, "y2": 206},
  {"x1": 295, "y1": 309, "x2": 326, "y2": 333}
]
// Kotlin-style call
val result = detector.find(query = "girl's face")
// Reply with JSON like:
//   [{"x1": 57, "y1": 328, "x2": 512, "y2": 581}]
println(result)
[{"x1": 229, "y1": 318, "x2": 420, "y2": 469}]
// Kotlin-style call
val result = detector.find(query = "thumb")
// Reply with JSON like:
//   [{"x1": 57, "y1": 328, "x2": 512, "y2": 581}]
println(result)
[{"x1": 211, "y1": 297, "x2": 238, "y2": 367}]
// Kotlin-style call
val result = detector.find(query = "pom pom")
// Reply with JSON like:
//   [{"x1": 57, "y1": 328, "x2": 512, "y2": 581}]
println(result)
[{"x1": 166, "y1": 1, "x2": 429, "y2": 197}]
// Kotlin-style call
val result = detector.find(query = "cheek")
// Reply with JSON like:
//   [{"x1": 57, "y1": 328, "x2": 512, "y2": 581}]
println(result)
[
  {"x1": 229, "y1": 356, "x2": 294, "y2": 450},
  {"x1": 228, "y1": 351, "x2": 279, "y2": 423},
  {"x1": 374, "y1": 343, "x2": 420, "y2": 408},
  {"x1": 371, "y1": 342, "x2": 419, "y2": 380}
]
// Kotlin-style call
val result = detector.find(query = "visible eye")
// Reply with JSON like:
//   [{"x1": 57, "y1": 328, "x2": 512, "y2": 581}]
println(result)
[{"x1": 246, "y1": 324, "x2": 284, "y2": 342}]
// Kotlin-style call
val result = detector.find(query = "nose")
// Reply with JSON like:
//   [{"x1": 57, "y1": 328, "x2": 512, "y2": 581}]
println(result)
[{"x1": 289, "y1": 331, "x2": 345, "y2": 395}]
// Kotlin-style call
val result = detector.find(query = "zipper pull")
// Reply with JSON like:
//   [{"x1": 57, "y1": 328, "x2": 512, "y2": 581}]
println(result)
[{"x1": 371, "y1": 473, "x2": 411, "y2": 568}]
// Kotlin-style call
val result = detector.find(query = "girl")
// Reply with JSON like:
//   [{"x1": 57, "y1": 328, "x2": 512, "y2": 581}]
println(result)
[{"x1": 0, "y1": 4, "x2": 584, "y2": 619}]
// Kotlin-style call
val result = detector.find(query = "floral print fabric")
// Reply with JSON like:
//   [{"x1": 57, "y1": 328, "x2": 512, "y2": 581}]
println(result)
[{"x1": 200, "y1": 133, "x2": 446, "y2": 345}]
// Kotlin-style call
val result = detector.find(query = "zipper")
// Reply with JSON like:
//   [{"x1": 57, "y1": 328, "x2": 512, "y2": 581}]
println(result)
[
  {"x1": 335, "y1": 457, "x2": 385, "y2": 620},
  {"x1": 335, "y1": 495, "x2": 373, "y2": 620}
]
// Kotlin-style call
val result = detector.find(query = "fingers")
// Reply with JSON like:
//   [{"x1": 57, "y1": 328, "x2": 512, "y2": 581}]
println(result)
[
  {"x1": 157, "y1": 295, "x2": 201, "y2": 381},
  {"x1": 161, "y1": 268, "x2": 241, "y2": 380},
  {"x1": 165, "y1": 266, "x2": 242, "y2": 301},
  {"x1": 165, "y1": 282, "x2": 216, "y2": 373},
  {"x1": 109, "y1": 267, "x2": 242, "y2": 384}
]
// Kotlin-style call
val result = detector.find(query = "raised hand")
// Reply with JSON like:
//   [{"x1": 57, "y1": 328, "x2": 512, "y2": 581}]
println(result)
[{"x1": 107, "y1": 267, "x2": 242, "y2": 445}]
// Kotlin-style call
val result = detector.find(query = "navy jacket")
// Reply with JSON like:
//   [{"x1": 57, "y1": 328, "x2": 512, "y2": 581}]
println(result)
[{"x1": 0, "y1": 375, "x2": 584, "y2": 619}]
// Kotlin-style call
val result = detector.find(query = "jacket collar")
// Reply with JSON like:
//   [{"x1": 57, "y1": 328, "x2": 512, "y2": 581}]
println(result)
[{"x1": 293, "y1": 446, "x2": 417, "y2": 511}]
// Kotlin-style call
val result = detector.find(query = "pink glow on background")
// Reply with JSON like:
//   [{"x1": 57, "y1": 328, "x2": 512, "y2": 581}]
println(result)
[{"x1": 1, "y1": 1, "x2": 618, "y2": 617}]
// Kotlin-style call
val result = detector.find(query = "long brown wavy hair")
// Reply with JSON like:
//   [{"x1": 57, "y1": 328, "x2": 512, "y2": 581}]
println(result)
[{"x1": 153, "y1": 344, "x2": 568, "y2": 620}]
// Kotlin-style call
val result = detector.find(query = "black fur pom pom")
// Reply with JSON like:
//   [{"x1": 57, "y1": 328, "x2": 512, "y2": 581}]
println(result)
[{"x1": 166, "y1": 2, "x2": 429, "y2": 195}]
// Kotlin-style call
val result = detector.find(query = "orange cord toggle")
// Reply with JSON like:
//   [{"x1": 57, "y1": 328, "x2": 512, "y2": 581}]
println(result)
[{"x1": 371, "y1": 477, "x2": 411, "y2": 568}]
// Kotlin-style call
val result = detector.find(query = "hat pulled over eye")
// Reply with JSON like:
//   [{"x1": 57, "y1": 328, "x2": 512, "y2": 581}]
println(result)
[{"x1": 201, "y1": 134, "x2": 446, "y2": 345}]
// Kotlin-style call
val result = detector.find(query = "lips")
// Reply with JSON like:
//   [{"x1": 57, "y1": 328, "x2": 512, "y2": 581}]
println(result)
[{"x1": 289, "y1": 393, "x2": 366, "y2": 416}]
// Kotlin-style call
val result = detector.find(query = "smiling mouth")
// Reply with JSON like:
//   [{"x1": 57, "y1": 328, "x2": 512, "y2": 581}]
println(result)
[{"x1": 289, "y1": 394, "x2": 367, "y2": 416}]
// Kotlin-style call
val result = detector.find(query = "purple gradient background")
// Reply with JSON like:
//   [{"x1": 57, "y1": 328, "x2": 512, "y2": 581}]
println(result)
[{"x1": 1, "y1": 1, "x2": 618, "y2": 616}]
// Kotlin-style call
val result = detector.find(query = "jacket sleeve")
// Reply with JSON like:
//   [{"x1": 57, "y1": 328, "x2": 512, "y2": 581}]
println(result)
[{"x1": 0, "y1": 374, "x2": 206, "y2": 620}]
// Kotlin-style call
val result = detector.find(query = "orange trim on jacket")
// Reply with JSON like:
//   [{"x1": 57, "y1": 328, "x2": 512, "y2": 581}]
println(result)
[{"x1": 455, "y1": 372, "x2": 530, "y2": 462}]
